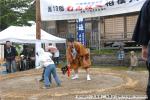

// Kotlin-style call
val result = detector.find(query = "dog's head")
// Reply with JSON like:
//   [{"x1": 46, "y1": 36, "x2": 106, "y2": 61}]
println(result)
[{"x1": 61, "y1": 65, "x2": 68, "y2": 75}]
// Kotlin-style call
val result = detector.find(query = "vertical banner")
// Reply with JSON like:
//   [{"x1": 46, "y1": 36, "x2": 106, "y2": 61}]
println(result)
[{"x1": 77, "y1": 18, "x2": 86, "y2": 46}]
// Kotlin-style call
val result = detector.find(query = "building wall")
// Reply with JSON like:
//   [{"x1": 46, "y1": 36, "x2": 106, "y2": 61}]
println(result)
[
  {"x1": 104, "y1": 16, "x2": 124, "y2": 39},
  {"x1": 100, "y1": 12, "x2": 138, "y2": 47},
  {"x1": 41, "y1": 12, "x2": 139, "y2": 48},
  {"x1": 102, "y1": 13, "x2": 138, "y2": 41},
  {"x1": 126, "y1": 15, "x2": 138, "y2": 39},
  {"x1": 41, "y1": 21, "x2": 57, "y2": 35},
  {"x1": 68, "y1": 20, "x2": 76, "y2": 35}
]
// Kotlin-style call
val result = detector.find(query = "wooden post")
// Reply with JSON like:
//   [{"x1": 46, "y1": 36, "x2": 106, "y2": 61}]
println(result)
[
  {"x1": 36, "y1": 0, "x2": 41, "y2": 40},
  {"x1": 35, "y1": 0, "x2": 41, "y2": 67}
]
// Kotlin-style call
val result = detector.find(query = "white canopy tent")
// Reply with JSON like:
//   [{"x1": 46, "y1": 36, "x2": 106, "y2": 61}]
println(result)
[
  {"x1": 0, "y1": 25, "x2": 66, "y2": 44},
  {"x1": 0, "y1": 25, "x2": 66, "y2": 67}
]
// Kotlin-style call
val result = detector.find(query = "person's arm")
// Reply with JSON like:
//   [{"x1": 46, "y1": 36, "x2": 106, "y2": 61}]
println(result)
[
  {"x1": 135, "y1": 56, "x2": 138, "y2": 66},
  {"x1": 13, "y1": 47, "x2": 18, "y2": 56},
  {"x1": 4, "y1": 48, "x2": 6, "y2": 61},
  {"x1": 46, "y1": 52, "x2": 52, "y2": 58},
  {"x1": 36, "y1": 57, "x2": 45, "y2": 69},
  {"x1": 132, "y1": 1, "x2": 150, "y2": 61},
  {"x1": 66, "y1": 47, "x2": 72, "y2": 66},
  {"x1": 36, "y1": 61, "x2": 44, "y2": 69},
  {"x1": 142, "y1": 45, "x2": 148, "y2": 61},
  {"x1": 132, "y1": 1, "x2": 150, "y2": 45}
]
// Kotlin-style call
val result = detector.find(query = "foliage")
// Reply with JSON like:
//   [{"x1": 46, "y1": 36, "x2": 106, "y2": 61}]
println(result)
[{"x1": 0, "y1": 0, "x2": 35, "y2": 31}]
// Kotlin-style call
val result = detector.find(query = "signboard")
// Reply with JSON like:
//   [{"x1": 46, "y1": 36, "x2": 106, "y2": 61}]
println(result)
[{"x1": 40, "y1": 0, "x2": 146, "y2": 20}]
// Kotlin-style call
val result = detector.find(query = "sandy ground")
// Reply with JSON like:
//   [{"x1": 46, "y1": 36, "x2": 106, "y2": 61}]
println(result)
[{"x1": 0, "y1": 67, "x2": 148, "y2": 100}]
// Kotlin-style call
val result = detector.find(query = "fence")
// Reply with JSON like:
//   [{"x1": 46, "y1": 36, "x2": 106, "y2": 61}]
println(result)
[{"x1": 56, "y1": 32, "x2": 100, "y2": 49}]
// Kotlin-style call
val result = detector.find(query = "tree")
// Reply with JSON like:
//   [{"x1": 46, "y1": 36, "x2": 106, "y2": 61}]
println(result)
[{"x1": 0, "y1": 0, "x2": 35, "y2": 31}]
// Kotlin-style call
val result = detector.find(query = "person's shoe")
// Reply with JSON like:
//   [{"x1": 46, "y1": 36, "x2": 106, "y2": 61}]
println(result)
[
  {"x1": 87, "y1": 75, "x2": 91, "y2": 81},
  {"x1": 39, "y1": 78, "x2": 44, "y2": 82},
  {"x1": 57, "y1": 83, "x2": 61, "y2": 87},
  {"x1": 71, "y1": 74, "x2": 79, "y2": 80},
  {"x1": 42, "y1": 85, "x2": 50, "y2": 89}
]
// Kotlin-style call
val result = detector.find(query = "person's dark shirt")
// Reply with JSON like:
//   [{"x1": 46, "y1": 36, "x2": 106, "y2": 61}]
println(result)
[
  {"x1": 4, "y1": 46, "x2": 18, "y2": 61},
  {"x1": 132, "y1": 0, "x2": 150, "y2": 46},
  {"x1": 21, "y1": 48, "x2": 32, "y2": 59}
]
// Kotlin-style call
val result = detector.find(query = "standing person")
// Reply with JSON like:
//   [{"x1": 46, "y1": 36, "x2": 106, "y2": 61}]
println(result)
[
  {"x1": 37, "y1": 48, "x2": 61, "y2": 89},
  {"x1": 29, "y1": 48, "x2": 35, "y2": 69},
  {"x1": 20, "y1": 45, "x2": 30, "y2": 70},
  {"x1": 54, "y1": 48, "x2": 60, "y2": 66},
  {"x1": 39, "y1": 47, "x2": 53, "y2": 82},
  {"x1": 129, "y1": 51, "x2": 138, "y2": 71},
  {"x1": 116, "y1": 46, "x2": 125, "y2": 66},
  {"x1": 4, "y1": 41, "x2": 18, "y2": 73},
  {"x1": 132, "y1": 1, "x2": 150, "y2": 99},
  {"x1": 66, "y1": 37, "x2": 91, "y2": 81}
]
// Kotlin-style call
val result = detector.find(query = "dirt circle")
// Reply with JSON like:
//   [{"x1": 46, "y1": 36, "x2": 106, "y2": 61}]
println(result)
[{"x1": 0, "y1": 68, "x2": 136, "y2": 99}]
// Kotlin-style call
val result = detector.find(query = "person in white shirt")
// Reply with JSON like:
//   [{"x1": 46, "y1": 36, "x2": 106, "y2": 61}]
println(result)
[
  {"x1": 37, "y1": 48, "x2": 61, "y2": 89},
  {"x1": 54, "y1": 49, "x2": 59, "y2": 66}
]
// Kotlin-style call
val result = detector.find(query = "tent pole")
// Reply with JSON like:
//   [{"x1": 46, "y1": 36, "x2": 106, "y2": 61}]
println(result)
[{"x1": 35, "y1": 0, "x2": 41, "y2": 67}]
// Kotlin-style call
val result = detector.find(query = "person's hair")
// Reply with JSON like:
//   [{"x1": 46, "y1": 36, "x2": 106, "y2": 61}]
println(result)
[
  {"x1": 119, "y1": 46, "x2": 124, "y2": 50},
  {"x1": 67, "y1": 37, "x2": 74, "y2": 42},
  {"x1": 6, "y1": 41, "x2": 10, "y2": 43},
  {"x1": 130, "y1": 51, "x2": 135, "y2": 55},
  {"x1": 67, "y1": 33, "x2": 75, "y2": 42},
  {"x1": 49, "y1": 43, "x2": 52, "y2": 45}
]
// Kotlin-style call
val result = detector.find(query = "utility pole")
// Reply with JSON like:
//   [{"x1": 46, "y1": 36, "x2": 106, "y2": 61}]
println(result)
[
  {"x1": 35, "y1": 0, "x2": 41, "y2": 67},
  {"x1": 36, "y1": 0, "x2": 41, "y2": 40}
]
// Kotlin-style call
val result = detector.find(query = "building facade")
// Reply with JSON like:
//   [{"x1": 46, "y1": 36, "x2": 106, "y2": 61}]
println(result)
[{"x1": 41, "y1": 12, "x2": 139, "y2": 49}]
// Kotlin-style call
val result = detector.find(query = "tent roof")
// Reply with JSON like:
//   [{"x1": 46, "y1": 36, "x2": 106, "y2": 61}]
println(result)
[{"x1": 0, "y1": 25, "x2": 66, "y2": 43}]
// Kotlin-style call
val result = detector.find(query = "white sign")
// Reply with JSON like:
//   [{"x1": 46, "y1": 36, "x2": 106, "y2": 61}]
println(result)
[{"x1": 40, "y1": 0, "x2": 146, "y2": 21}]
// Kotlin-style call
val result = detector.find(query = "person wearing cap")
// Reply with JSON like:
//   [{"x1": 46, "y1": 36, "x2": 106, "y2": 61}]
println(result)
[{"x1": 66, "y1": 36, "x2": 91, "y2": 81}]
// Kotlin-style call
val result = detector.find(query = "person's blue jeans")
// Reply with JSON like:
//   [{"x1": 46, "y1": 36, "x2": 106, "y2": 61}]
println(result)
[
  {"x1": 44, "y1": 64, "x2": 61, "y2": 87},
  {"x1": 6, "y1": 60, "x2": 16, "y2": 73},
  {"x1": 41, "y1": 67, "x2": 51, "y2": 83}
]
